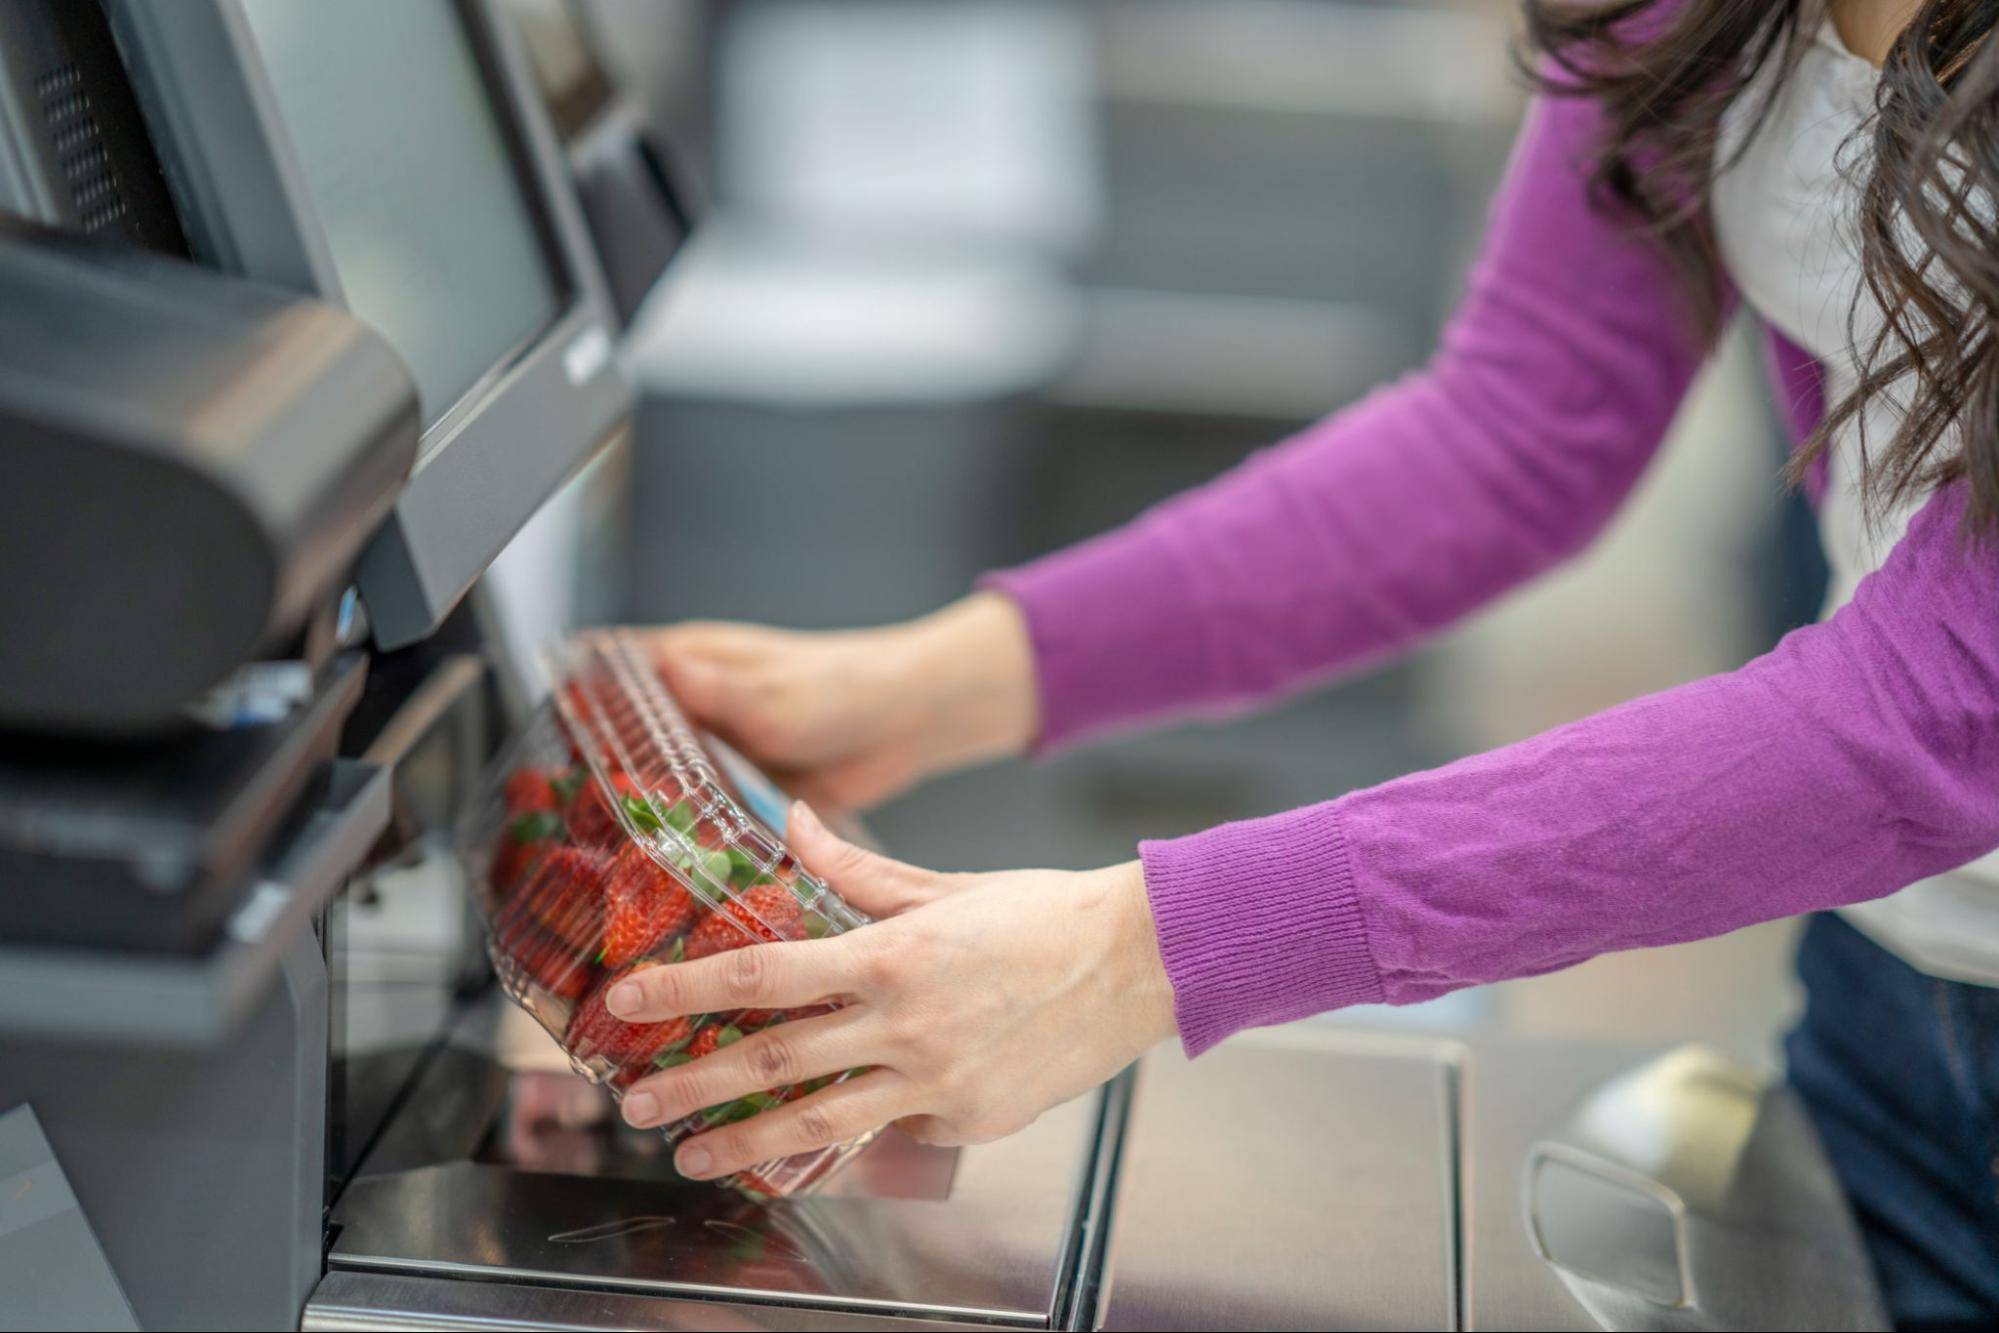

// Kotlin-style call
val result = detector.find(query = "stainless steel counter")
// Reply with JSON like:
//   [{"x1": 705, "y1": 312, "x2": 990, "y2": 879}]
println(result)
[
  {"x1": 1098, "y1": 1029, "x2": 1460, "y2": 1330},
  {"x1": 305, "y1": 1270, "x2": 975, "y2": 1331},
  {"x1": 309, "y1": 1013, "x2": 1883, "y2": 1331},
  {"x1": 320, "y1": 992, "x2": 1119, "y2": 1328}
]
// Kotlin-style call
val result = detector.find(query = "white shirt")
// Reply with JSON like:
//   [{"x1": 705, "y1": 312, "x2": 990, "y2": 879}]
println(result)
[{"x1": 1712, "y1": 15, "x2": 1999, "y2": 984}]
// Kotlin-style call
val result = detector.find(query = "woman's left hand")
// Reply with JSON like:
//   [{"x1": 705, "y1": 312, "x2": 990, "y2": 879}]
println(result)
[{"x1": 603, "y1": 803, "x2": 1177, "y2": 1180}]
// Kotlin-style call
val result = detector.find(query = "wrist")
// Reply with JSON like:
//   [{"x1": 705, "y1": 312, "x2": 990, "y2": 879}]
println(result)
[
  {"x1": 1097, "y1": 859, "x2": 1179, "y2": 1048},
  {"x1": 900, "y1": 591, "x2": 1039, "y2": 773}
]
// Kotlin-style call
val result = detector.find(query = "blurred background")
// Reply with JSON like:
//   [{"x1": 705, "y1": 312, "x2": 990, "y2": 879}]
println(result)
[{"x1": 546, "y1": 0, "x2": 1828, "y2": 1064}]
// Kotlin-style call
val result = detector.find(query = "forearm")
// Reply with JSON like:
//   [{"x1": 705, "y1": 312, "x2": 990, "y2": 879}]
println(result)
[
  {"x1": 1142, "y1": 484, "x2": 1999, "y2": 1055},
  {"x1": 984, "y1": 92, "x2": 1723, "y2": 753}
]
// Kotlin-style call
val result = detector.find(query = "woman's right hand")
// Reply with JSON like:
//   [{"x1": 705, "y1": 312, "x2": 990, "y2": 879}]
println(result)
[{"x1": 647, "y1": 591, "x2": 1039, "y2": 813}]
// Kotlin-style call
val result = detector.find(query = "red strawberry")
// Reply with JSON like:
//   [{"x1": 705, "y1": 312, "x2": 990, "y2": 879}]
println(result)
[
  {"x1": 499, "y1": 922, "x2": 596, "y2": 1004},
  {"x1": 684, "y1": 884, "x2": 808, "y2": 961},
  {"x1": 487, "y1": 802, "x2": 566, "y2": 902},
  {"x1": 497, "y1": 845, "x2": 609, "y2": 953},
  {"x1": 503, "y1": 766, "x2": 561, "y2": 815},
  {"x1": 567, "y1": 772, "x2": 640, "y2": 846},
  {"x1": 685, "y1": 1023, "x2": 737, "y2": 1059},
  {"x1": 598, "y1": 843, "x2": 701, "y2": 967},
  {"x1": 487, "y1": 835, "x2": 541, "y2": 904},
  {"x1": 565, "y1": 963, "x2": 695, "y2": 1086},
  {"x1": 732, "y1": 1169, "x2": 784, "y2": 1199}
]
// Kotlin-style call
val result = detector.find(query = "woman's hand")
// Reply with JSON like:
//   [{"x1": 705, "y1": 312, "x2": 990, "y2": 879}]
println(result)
[
  {"x1": 648, "y1": 592, "x2": 1038, "y2": 812},
  {"x1": 604, "y1": 803, "x2": 1177, "y2": 1180}
]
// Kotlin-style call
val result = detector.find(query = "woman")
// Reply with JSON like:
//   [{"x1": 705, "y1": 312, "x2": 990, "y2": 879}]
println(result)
[{"x1": 606, "y1": 3, "x2": 1999, "y2": 1322}]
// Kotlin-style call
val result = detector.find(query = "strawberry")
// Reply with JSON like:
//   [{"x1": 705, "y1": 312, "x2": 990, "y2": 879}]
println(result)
[
  {"x1": 567, "y1": 772, "x2": 640, "y2": 846},
  {"x1": 503, "y1": 766, "x2": 562, "y2": 815},
  {"x1": 731, "y1": 1168, "x2": 785, "y2": 1199},
  {"x1": 488, "y1": 835, "x2": 540, "y2": 904},
  {"x1": 488, "y1": 803, "x2": 566, "y2": 897},
  {"x1": 685, "y1": 1022, "x2": 743, "y2": 1060},
  {"x1": 564, "y1": 962, "x2": 696, "y2": 1086},
  {"x1": 496, "y1": 845, "x2": 609, "y2": 954},
  {"x1": 684, "y1": 883, "x2": 807, "y2": 961},
  {"x1": 499, "y1": 922, "x2": 596, "y2": 1004},
  {"x1": 598, "y1": 842, "x2": 701, "y2": 967}
]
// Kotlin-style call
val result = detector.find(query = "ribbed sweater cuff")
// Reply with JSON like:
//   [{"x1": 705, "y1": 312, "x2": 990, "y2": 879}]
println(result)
[{"x1": 1139, "y1": 805, "x2": 1384, "y2": 1057}]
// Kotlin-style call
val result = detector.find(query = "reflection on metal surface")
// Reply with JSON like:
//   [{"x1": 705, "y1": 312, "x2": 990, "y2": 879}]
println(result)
[
  {"x1": 1523, "y1": 1045, "x2": 1888, "y2": 1332},
  {"x1": 330, "y1": 999, "x2": 1896, "y2": 1331},
  {"x1": 329, "y1": 1083, "x2": 1109, "y2": 1327},
  {"x1": 548, "y1": 1214, "x2": 679, "y2": 1244},
  {"x1": 467, "y1": 1059, "x2": 961, "y2": 1202},
  {"x1": 1097, "y1": 1032, "x2": 1461, "y2": 1331},
  {"x1": 705, "y1": 1218, "x2": 810, "y2": 1263}
]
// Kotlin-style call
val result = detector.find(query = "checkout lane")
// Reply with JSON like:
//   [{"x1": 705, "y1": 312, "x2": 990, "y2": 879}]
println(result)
[{"x1": 0, "y1": 1, "x2": 1890, "y2": 1328}]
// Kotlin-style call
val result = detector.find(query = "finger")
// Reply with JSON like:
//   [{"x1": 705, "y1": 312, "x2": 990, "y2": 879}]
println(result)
[
  {"x1": 649, "y1": 621, "x2": 777, "y2": 667},
  {"x1": 787, "y1": 751, "x2": 913, "y2": 815},
  {"x1": 603, "y1": 934, "x2": 859, "y2": 1022},
  {"x1": 787, "y1": 801, "x2": 943, "y2": 916},
  {"x1": 674, "y1": 1069, "x2": 913, "y2": 1180},
  {"x1": 657, "y1": 653, "x2": 755, "y2": 732},
  {"x1": 621, "y1": 1008, "x2": 870, "y2": 1128}
]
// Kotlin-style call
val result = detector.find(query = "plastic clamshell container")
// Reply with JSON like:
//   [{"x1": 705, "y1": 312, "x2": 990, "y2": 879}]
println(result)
[{"x1": 459, "y1": 629, "x2": 872, "y2": 1197}]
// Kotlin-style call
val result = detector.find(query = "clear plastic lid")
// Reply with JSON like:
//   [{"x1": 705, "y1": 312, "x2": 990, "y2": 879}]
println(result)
[{"x1": 459, "y1": 629, "x2": 872, "y2": 1198}]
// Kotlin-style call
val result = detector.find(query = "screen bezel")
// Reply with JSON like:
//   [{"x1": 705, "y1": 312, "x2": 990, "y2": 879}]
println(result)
[{"x1": 103, "y1": 0, "x2": 630, "y2": 648}]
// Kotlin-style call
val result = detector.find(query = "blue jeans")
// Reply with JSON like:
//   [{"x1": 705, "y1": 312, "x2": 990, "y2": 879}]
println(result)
[{"x1": 1787, "y1": 913, "x2": 1999, "y2": 1330}]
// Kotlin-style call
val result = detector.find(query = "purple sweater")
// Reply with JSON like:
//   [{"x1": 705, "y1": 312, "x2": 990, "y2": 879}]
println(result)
[{"x1": 982, "y1": 92, "x2": 1999, "y2": 1057}]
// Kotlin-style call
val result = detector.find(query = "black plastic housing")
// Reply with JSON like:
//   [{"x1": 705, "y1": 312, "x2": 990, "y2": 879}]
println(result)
[{"x1": 0, "y1": 224, "x2": 418, "y2": 736}]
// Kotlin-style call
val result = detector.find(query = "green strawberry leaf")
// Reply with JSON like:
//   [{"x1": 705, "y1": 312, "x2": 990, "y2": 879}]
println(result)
[
  {"x1": 715, "y1": 1025, "x2": 744, "y2": 1049},
  {"x1": 550, "y1": 768, "x2": 588, "y2": 806},
  {"x1": 507, "y1": 810, "x2": 564, "y2": 843},
  {"x1": 666, "y1": 936, "x2": 686, "y2": 964},
  {"x1": 701, "y1": 1096, "x2": 760, "y2": 1127},
  {"x1": 700, "y1": 850, "x2": 734, "y2": 885},
  {"x1": 622, "y1": 792, "x2": 664, "y2": 833},
  {"x1": 654, "y1": 1050, "x2": 695, "y2": 1070},
  {"x1": 665, "y1": 801, "x2": 698, "y2": 834}
]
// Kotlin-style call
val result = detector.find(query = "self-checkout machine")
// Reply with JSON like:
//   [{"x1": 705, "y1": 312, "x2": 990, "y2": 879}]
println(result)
[{"x1": 0, "y1": 2, "x2": 1888, "y2": 1329}]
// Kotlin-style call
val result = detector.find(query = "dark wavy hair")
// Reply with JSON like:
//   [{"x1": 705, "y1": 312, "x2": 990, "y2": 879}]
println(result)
[{"x1": 1520, "y1": 1, "x2": 1999, "y2": 535}]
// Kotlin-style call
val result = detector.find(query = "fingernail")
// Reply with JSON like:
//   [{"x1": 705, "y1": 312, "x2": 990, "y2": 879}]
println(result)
[
  {"x1": 790, "y1": 800, "x2": 821, "y2": 836},
  {"x1": 606, "y1": 982, "x2": 643, "y2": 1018},
  {"x1": 677, "y1": 1142, "x2": 712, "y2": 1177},
  {"x1": 623, "y1": 1092, "x2": 659, "y2": 1127}
]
